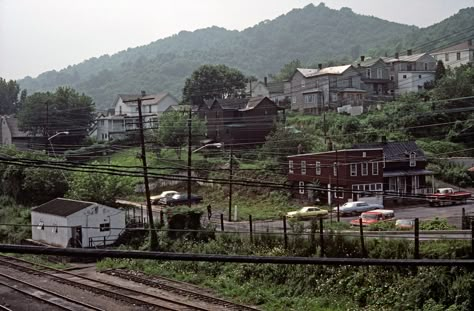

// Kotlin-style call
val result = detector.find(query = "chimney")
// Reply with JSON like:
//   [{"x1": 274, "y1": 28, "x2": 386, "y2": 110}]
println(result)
[
  {"x1": 360, "y1": 55, "x2": 365, "y2": 62},
  {"x1": 357, "y1": 63, "x2": 361, "y2": 68},
  {"x1": 264, "y1": 76, "x2": 268, "y2": 87},
  {"x1": 395, "y1": 52, "x2": 399, "y2": 59},
  {"x1": 318, "y1": 64, "x2": 323, "y2": 70},
  {"x1": 381, "y1": 136, "x2": 387, "y2": 144},
  {"x1": 468, "y1": 39, "x2": 473, "y2": 46},
  {"x1": 407, "y1": 49, "x2": 412, "y2": 56}
]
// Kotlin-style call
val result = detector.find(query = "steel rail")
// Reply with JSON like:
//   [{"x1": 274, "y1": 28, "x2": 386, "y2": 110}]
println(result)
[{"x1": 0, "y1": 255, "x2": 208, "y2": 311}]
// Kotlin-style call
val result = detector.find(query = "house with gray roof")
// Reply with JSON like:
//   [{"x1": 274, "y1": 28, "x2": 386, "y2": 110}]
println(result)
[
  {"x1": 354, "y1": 56, "x2": 393, "y2": 96},
  {"x1": 430, "y1": 39, "x2": 474, "y2": 68},
  {"x1": 289, "y1": 64, "x2": 366, "y2": 114},
  {"x1": 31, "y1": 198, "x2": 125, "y2": 248},
  {"x1": 95, "y1": 92, "x2": 179, "y2": 142},
  {"x1": 382, "y1": 51, "x2": 436, "y2": 95},
  {"x1": 1, "y1": 115, "x2": 46, "y2": 150}
]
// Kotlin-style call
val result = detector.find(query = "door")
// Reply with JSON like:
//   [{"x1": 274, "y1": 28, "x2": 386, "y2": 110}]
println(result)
[{"x1": 71, "y1": 226, "x2": 82, "y2": 248}]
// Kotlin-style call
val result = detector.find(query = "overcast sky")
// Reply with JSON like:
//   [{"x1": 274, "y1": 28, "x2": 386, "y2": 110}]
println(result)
[{"x1": 1, "y1": 0, "x2": 473, "y2": 80}]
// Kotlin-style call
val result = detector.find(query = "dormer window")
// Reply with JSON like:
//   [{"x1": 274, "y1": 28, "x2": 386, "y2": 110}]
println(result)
[{"x1": 409, "y1": 152, "x2": 416, "y2": 167}]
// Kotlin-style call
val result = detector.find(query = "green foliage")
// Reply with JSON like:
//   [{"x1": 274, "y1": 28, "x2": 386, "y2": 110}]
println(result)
[
  {"x1": 66, "y1": 162, "x2": 134, "y2": 206},
  {"x1": 0, "y1": 196, "x2": 31, "y2": 243},
  {"x1": 417, "y1": 140, "x2": 465, "y2": 156},
  {"x1": 420, "y1": 217, "x2": 456, "y2": 231},
  {"x1": 270, "y1": 59, "x2": 302, "y2": 82},
  {"x1": 17, "y1": 87, "x2": 95, "y2": 142},
  {"x1": 430, "y1": 65, "x2": 474, "y2": 101},
  {"x1": 0, "y1": 77, "x2": 21, "y2": 114},
  {"x1": 182, "y1": 64, "x2": 246, "y2": 103},
  {"x1": 428, "y1": 161, "x2": 472, "y2": 187}
]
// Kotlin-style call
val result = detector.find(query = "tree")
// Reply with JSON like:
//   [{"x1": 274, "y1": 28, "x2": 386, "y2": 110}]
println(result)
[
  {"x1": 66, "y1": 166, "x2": 134, "y2": 206},
  {"x1": 431, "y1": 65, "x2": 474, "y2": 100},
  {"x1": 17, "y1": 87, "x2": 95, "y2": 142},
  {"x1": 271, "y1": 60, "x2": 302, "y2": 82},
  {"x1": 0, "y1": 78, "x2": 20, "y2": 114},
  {"x1": 434, "y1": 60, "x2": 446, "y2": 82},
  {"x1": 182, "y1": 64, "x2": 246, "y2": 103},
  {"x1": 154, "y1": 111, "x2": 206, "y2": 159}
]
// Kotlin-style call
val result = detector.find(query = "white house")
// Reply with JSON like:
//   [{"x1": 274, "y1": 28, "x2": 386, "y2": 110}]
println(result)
[
  {"x1": 430, "y1": 39, "x2": 474, "y2": 68},
  {"x1": 96, "y1": 92, "x2": 179, "y2": 142},
  {"x1": 245, "y1": 81, "x2": 270, "y2": 97},
  {"x1": 31, "y1": 198, "x2": 125, "y2": 248}
]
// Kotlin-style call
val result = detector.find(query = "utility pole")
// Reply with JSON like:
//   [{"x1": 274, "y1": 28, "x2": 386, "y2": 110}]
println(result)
[
  {"x1": 336, "y1": 148, "x2": 340, "y2": 222},
  {"x1": 123, "y1": 92, "x2": 158, "y2": 250},
  {"x1": 187, "y1": 108, "x2": 193, "y2": 207},
  {"x1": 45, "y1": 101, "x2": 49, "y2": 152},
  {"x1": 228, "y1": 145, "x2": 233, "y2": 222}
]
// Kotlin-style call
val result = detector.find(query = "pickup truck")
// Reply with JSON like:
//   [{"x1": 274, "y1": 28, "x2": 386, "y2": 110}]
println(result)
[
  {"x1": 426, "y1": 188, "x2": 471, "y2": 207},
  {"x1": 350, "y1": 209, "x2": 395, "y2": 226}
]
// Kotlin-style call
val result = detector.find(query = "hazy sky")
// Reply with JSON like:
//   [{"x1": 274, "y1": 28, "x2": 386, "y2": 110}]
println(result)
[{"x1": 1, "y1": 0, "x2": 473, "y2": 80}]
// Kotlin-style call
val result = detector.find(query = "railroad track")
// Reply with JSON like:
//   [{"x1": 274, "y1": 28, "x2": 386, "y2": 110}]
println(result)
[
  {"x1": 0, "y1": 255, "x2": 208, "y2": 311},
  {"x1": 0, "y1": 272, "x2": 103, "y2": 311},
  {"x1": 105, "y1": 269, "x2": 260, "y2": 311}
]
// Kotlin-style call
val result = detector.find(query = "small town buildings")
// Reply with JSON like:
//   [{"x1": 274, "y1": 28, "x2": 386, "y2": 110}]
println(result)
[
  {"x1": 355, "y1": 57, "x2": 393, "y2": 96},
  {"x1": 382, "y1": 52, "x2": 436, "y2": 95},
  {"x1": 1, "y1": 116, "x2": 45, "y2": 150},
  {"x1": 31, "y1": 198, "x2": 125, "y2": 248},
  {"x1": 430, "y1": 39, "x2": 474, "y2": 68},
  {"x1": 245, "y1": 80, "x2": 270, "y2": 97},
  {"x1": 95, "y1": 92, "x2": 179, "y2": 142},
  {"x1": 287, "y1": 148, "x2": 384, "y2": 205},
  {"x1": 353, "y1": 140, "x2": 433, "y2": 196},
  {"x1": 289, "y1": 65, "x2": 366, "y2": 114},
  {"x1": 194, "y1": 96, "x2": 282, "y2": 145}
]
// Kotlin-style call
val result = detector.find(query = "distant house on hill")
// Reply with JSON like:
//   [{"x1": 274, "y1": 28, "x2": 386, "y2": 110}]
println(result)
[
  {"x1": 245, "y1": 81, "x2": 270, "y2": 97},
  {"x1": 430, "y1": 39, "x2": 474, "y2": 68},
  {"x1": 1, "y1": 115, "x2": 46, "y2": 150},
  {"x1": 289, "y1": 64, "x2": 366, "y2": 114},
  {"x1": 354, "y1": 56, "x2": 393, "y2": 96},
  {"x1": 95, "y1": 92, "x2": 179, "y2": 142},
  {"x1": 194, "y1": 96, "x2": 283, "y2": 145}
]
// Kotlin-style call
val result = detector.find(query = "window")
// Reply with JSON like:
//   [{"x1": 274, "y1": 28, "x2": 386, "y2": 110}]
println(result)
[
  {"x1": 348, "y1": 78, "x2": 353, "y2": 87},
  {"x1": 37, "y1": 221, "x2": 44, "y2": 230},
  {"x1": 100, "y1": 223, "x2": 110, "y2": 232},
  {"x1": 301, "y1": 161, "x2": 306, "y2": 175},
  {"x1": 334, "y1": 187, "x2": 344, "y2": 199},
  {"x1": 119, "y1": 106, "x2": 122, "y2": 114},
  {"x1": 409, "y1": 152, "x2": 416, "y2": 167},
  {"x1": 148, "y1": 105, "x2": 152, "y2": 113},
  {"x1": 304, "y1": 95, "x2": 314, "y2": 103},
  {"x1": 350, "y1": 163, "x2": 357, "y2": 176},
  {"x1": 301, "y1": 80, "x2": 305, "y2": 88},
  {"x1": 362, "y1": 152, "x2": 366, "y2": 158},
  {"x1": 299, "y1": 181, "x2": 305, "y2": 194},
  {"x1": 372, "y1": 162, "x2": 379, "y2": 175},
  {"x1": 377, "y1": 68, "x2": 383, "y2": 79},
  {"x1": 403, "y1": 75, "x2": 407, "y2": 79},
  {"x1": 289, "y1": 160, "x2": 294, "y2": 173},
  {"x1": 333, "y1": 162, "x2": 338, "y2": 176},
  {"x1": 366, "y1": 68, "x2": 371, "y2": 78},
  {"x1": 390, "y1": 75, "x2": 394, "y2": 81},
  {"x1": 292, "y1": 97, "x2": 296, "y2": 104},
  {"x1": 376, "y1": 183, "x2": 383, "y2": 191},
  {"x1": 315, "y1": 161, "x2": 321, "y2": 175},
  {"x1": 457, "y1": 52, "x2": 461, "y2": 61},
  {"x1": 361, "y1": 162, "x2": 368, "y2": 176},
  {"x1": 424, "y1": 63, "x2": 428, "y2": 70},
  {"x1": 445, "y1": 53, "x2": 449, "y2": 62}
]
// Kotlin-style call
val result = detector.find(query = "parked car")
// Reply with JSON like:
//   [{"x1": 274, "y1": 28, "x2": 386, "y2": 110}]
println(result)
[
  {"x1": 426, "y1": 188, "x2": 471, "y2": 207},
  {"x1": 350, "y1": 209, "x2": 395, "y2": 226},
  {"x1": 159, "y1": 193, "x2": 203, "y2": 206},
  {"x1": 333, "y1": 201, "x2": 384, "y2": 216},
  {"x1": 150, "y1": 190, "x2": 178, "y2": 204},
  {"x1": 286, "y1": 206, "x2": 329, "y2": 220},
  {"x1": 395, "y1": 219, "x2": 415, "y2": 230}
]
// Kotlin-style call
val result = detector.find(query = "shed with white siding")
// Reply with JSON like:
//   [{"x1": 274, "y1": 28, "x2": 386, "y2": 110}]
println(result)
[{"x1": 31, "y1": 198, "x2": 125, "y2": 248}]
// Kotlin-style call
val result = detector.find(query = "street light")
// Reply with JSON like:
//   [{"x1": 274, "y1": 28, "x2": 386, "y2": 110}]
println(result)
[
  {"x1": 47, "y1": 131, "x2": 69, "y2": 182},
  {"x1": 48, "y1": 131, "x2": 70, "y2": 141},
  {"x1": 192, "y1": 142, "x2": 224, "y2": 153}
]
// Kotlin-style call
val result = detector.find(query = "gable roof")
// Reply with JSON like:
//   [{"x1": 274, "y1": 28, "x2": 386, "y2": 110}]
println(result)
[
  {"x1": 296, "y1": 65, "x2": 352, "y2": 78},
  {"x1": 32, "y1": 198, "x2": 95, "y2": 217},
  {"x1": 203, "y1": 97, "x2": 276, "y2": 111},
  {"x1": 382, "y1": 53, "x2": 430, "y2": 63},
  {"x1": 4, "y1": 117, "x2": 29, "y2": 138},
  {"x1": 353, "y1": 141, "x2": 426, "y2": 161},
  {"x1": 431, "y1": 40, "x2": 474, "y2": 54},
  {"x1": 355, "y1": 57, "x2": 385, "y2": 68},
  {"x1": 116, "y1": 92, "x2": 176, "y2": 106}
]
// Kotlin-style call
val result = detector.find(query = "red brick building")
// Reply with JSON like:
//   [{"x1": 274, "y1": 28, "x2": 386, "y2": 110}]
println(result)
[{"x1": 287, "y1": 148, "x2": 384, "y2": 205}]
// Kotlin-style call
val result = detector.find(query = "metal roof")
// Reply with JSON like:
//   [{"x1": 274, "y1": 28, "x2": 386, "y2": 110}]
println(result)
[
  {"x1": 382, "y1": 53, "x2": 428, "y2": 63},
  {"x1": 431, "y1": 40, "x2": 474, "y2": 54},
  {"x1": 296, "y1": 65, "x2": 352, "y2": 78},
  {"x1": 32, "y1": 198, "x2": 95, "y2": 217},
  {"x1": 353, "y1": 141, "x2": 426, "y2": 161}
]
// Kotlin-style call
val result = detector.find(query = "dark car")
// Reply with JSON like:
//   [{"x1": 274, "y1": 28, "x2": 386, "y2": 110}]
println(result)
[{"x1": 159, "y1": 193, "x2": 203, "y2": 206}]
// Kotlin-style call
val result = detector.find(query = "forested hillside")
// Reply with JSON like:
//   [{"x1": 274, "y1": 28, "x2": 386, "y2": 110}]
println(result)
[{"x1": 17, "y1": 3, "x2": 474, "y2": 110}]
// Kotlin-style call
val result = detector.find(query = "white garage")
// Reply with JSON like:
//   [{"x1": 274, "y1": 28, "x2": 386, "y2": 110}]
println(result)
[{"x1": 31, "y1": 198, "x2": 125, "y2": 248}]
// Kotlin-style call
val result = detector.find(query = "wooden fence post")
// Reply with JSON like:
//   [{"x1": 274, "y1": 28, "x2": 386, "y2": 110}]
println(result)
[
  {"x1": 471, "y1": 220, "x2": 474, "y2": 259},
  {"x1": 462, "y1": 208, "x2": 466, "y2": 229},
  {"x1": 160, "y1": 210, "x2": 164, "y2": 227},
  {"x1": 283, "y1": 216, "x2": 288, "y2": 249},
  {"x1": 414, "y1": 218, "x2": 420, "y2": 259},
  {"x1": 220, "y1": 214, "x2": 224, "y2": 231},
  {"x1": 249, "y1": 215, "x2": 253, "y2": 243},
  {"x1": 359, "y1": 218, "x2": 366, "y2": 257},
  {"x1": 319, "y1": 217, "x2": 324, "y2": 257}
]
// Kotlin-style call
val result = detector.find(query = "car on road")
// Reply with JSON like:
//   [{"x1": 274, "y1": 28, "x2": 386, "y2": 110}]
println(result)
[
  {"x1": 286, "y1": 206, "x2": 329, "y2": 220},
  {"x1": 350, "y1": 209, "x2": 395, "y2": 226},
  {"x1": 333, "y1": 201, "x2": 384, "y2": 216},
  {"x1": 159, "y1": 193, "x2": 203, "y2": 206},
  {"x1": 150, "y1": 191, "x2": 178, "y2": 204},
  {"x1": 395, "y1": 219, "x2": 415, "y2": 230},
  {"x1": 426, "y1": 188, "x2": 472, "y2": 207}
]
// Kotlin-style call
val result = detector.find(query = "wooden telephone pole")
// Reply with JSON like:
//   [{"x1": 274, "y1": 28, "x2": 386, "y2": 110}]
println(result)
[{"x1": 123, "y1": 92, "x2": 158, "y2": 250}]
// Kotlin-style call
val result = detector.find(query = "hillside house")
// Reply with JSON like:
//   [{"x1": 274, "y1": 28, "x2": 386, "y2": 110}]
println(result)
[
  {"x1": 1, "y1": 116, "x2": 46, "y2": 150},
  {"x1": 31, "y1": 198, "x2": 125, "y2": 248},
  {"x1": 289, "y1": 65, "x2": 366, "y2": 114},
  {"x1": 287, "y1": 149, "x2": 384, "y2": 205},
  {"x1": 195, "y1": 96, "x2": 282, "y2": 145},
  {"x1": 355, "y1": 57, "x2": 393, "y2": 96},
  {"x1": 245, "y1": 81, "x2": 270, "y2": 97},
  {"x1": 95, "y1": 92, "x2": 179, "y2": 142},
  {"x1": 430, "y1": 39, "x2": 474, "y2": 68},
  {"x1": 353, "y1": 140, "x2": 433, "y2": 196},
  {"x1": 382, "y1": 52, "x2": 436, "y2": 95}
]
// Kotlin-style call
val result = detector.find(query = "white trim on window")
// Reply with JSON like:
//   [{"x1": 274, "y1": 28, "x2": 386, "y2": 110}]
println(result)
[
  {"x1": 409, "y1": 152, "x2": 416, "y2": 167},
  {"x1": 301, "y1": 161, "x2": 306, "y2": 175},
  {"x1": 350, "y1": 163, "x2": 357, "y2": 176},
  {"x1": 361, "y1": 162, "x2": 368, "y2": 176},
  {"x1": 289, "y1": 160, "x2": 294, "y2": 173},
  {"x1": 372, "y1": 162, "x2": 379, "y2": 175},
  {"x1": 315, "y1": 161, "x2": 321, "y2": 175},
  {"x1": 299, "y1": 181, "x2": 305, "y2": 194},
  {"x1": 334, "y1": 187, "x2": 344, "y2": 199},
  {"x1": 333, "y1": 162, "x2": 337, "y2": 176}
]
